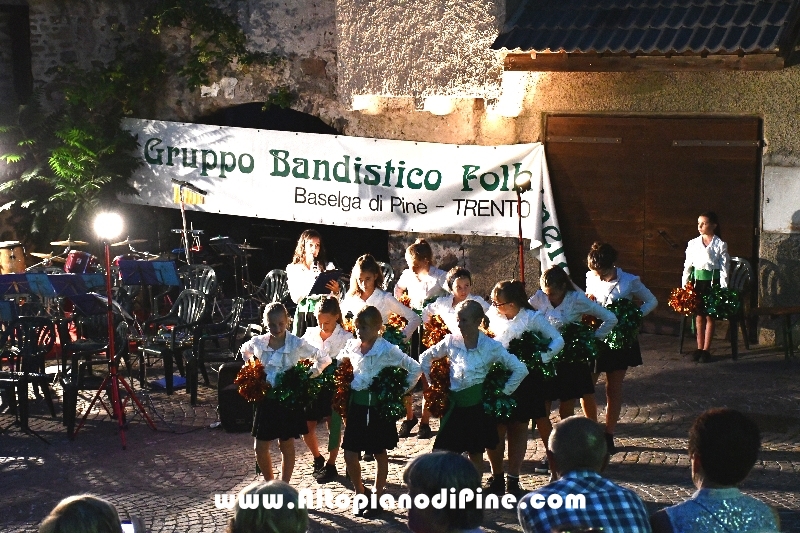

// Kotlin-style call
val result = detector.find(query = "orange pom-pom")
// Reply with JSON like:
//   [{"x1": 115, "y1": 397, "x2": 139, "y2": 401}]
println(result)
[
  {"x1": 234, "y1": 359, "x2": 271, "y2": 402},
  {"x1": 423, "y1": 357, "x2": 450, "y2": 418},
  {"x1": 398, "y1": 292, "x2": 411, "y2": 308},
  {"x1": 386, "y1": 312, "x2": 408, "y2": 330},
  {"x1": 332, "y1": 358, "x2": 355, "y2": 418},
  {"x1": 342, "y1": 317, "x2": 356, "y2": 335},
  {"x1": 422, "y1": 314, "x2": 450, "y2": 348},
  {"x1": 668, "y1": 282, "x2": 699, "y2": 316}
]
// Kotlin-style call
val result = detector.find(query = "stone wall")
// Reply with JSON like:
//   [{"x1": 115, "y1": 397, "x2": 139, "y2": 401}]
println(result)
[{"x1": 8, "y1": 0, "x2": 800, "y2": 343}]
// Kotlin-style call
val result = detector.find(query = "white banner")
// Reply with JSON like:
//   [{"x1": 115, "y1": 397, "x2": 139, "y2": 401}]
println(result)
[{"x1": 122, "y1": 119, "x2": 566, "y2": 263}]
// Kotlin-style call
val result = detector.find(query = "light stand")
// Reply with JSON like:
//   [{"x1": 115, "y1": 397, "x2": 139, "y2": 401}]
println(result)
[
  {"x1": 515, "y1": 174, "x2": 532, "y2": 285},
  {"x1": 73, "y1": 212, "x2": 156, "y2": 449}
]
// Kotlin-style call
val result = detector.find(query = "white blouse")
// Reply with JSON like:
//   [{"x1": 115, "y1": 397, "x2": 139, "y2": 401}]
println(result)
[
  {"x1": 420, "y1": 332, "x2": 529, "y2": 394},
  {"x1": 336, "y1": 337, "x2": 422, "y2": 392},
  {"x1": 302, "y1": 324, "x2": 354, "y2": 360},
  {"x1": 421, "y1": 294, "x2": 491, "y2": 335},
  {"x1": 340, "y1": 289, "x2": 422, "y2": 339},
  {"x1": 285, "y1": 261, "x2": 336, "y2": 304},
  {"x1": 395, "y1": 267, "x2": 448, "y2": 309},
  {"x1": 484, "y1": 307, "x2": 565, "y2": 363},
  {"x1": 528, "y1": 290, "x2": 618, "y2": 340},
  {"x1": 682, "y1": 235, "x2": 730, "y2": 288},
  {"x1": 239, "y1": 332, "x2": 330, "y2": 387},
  {"x1": 585, "y1": 268, "x2": 658, "y2": 317}
]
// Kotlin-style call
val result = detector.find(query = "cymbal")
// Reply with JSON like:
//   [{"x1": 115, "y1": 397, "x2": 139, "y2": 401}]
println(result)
[
  {"x1": 238, "y1": 244, "x2": 262, "y2": 250},
  {"x1": 51, "y1": 239, "x2": 89, "y2": 247},
  {"x1": 31, "y1": 252, "x2": 66, "y2": 263},
  {"x1": 110, "y1": 238, "x2": 148, "y2": 247}
]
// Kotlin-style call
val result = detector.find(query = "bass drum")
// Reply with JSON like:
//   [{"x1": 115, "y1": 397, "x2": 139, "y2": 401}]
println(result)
[{"x1": 0, "y1": 241, "x2": 26, "y2": 274}]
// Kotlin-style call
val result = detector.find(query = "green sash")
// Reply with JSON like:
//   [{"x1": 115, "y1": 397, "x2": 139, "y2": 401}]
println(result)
[
  {"x1": 350, "y1": 389, "x2": 377, "y2": 406},
  {"x1": 692, "y1": 268, "x2": 721, "y2": 282},
  {"x1": 440, "y1": 383, "x2": 483, "y2": 430}
]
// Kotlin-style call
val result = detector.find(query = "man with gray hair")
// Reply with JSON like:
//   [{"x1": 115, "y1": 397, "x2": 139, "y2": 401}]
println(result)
[{"x1": 517, "y1": 416, "x2": 651, "y2": 533}]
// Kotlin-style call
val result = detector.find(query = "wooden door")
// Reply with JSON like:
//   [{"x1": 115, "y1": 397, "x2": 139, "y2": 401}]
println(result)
[{"x1": 544, "y1": 115, "x2": 761, "y2": 334}]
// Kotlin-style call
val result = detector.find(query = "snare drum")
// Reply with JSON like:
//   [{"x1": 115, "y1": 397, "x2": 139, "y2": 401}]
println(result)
[
  {"x1": 64, "y1": 250, "x2": 99, "y2": 274},
  {"x1": 0, "y1": 241, "x2": 26, "y2": 274}
]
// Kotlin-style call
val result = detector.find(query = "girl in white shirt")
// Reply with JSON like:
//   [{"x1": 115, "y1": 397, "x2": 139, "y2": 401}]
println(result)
[
  {"x1": 422, "y1": 266, "x2": 491, "y2": 335},
  {"x1": 584, "y1": 242, "x2": 658, "y2": 454},
  {"x1": 339, "y1": 254, "x2": 422, "y2": 338},
  {"x1": 485, "y1": 280, "x2": 565, "y2": 497},
  {"x1": 394, "y1": 238, "x2": 448, "y2": 310},
  {"x1": 681, "y1": 212, "x2": 730, "y2": 362},
  {"x1": 301, "y1": 296, "x2": 354, "y2": 483},
  {"x1": 529, "y1": 266, "x2": 617, "y2": 450},
  {"x1": 339, "y1": 306, "x2": 422, "y2": 517},
  {"x1": 240, "y1": 303, "x2": 330, "y2": 483},
  {"x1": 420, "y1": 300, "x2": 528, "y2": 475},
  {"x1": 285, "y1": 229, "x2": 340, "y2": 337}
]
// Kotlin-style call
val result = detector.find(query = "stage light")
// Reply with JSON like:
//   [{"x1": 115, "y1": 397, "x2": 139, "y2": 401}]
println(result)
[
  {"x1": 94, "y1": 212, "x2": 123, "y2": 241},
  {"x1": 423, "y1": 96, "x2": 456, "y2": 115}
]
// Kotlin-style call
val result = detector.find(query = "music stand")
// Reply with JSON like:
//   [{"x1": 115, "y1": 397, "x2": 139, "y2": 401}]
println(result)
[{"x1": 209, "y1": 237, "x2": 246, "y2": 297}]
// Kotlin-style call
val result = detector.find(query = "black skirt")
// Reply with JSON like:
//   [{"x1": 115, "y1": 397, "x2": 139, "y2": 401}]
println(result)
[
  {"x1": 507, "y1": 373, "x2": 547, "y2": 423},
  {"x1": 252, "y1": 397, "x2": 308, "y2": 442},
  {"x1": 306, "y1": 387, "x2": 334, "y2": 421},
  {"x1": 434, "y1": 403, "x2": 499, "y2": 453},
  {"x1": 594, "y1": 339, "x2": 643, "y2": 373},
  {"x1": 549, "y1": 361, "x2": 595, "y2": 401},
  {"x1": 341, "y1": 403, "x2": 399, "y2": 454},
  {"x1": 692, "y1": 279, "x2": 712, "y2": 316}
]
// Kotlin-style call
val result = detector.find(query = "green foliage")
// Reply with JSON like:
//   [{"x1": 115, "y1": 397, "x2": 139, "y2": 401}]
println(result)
[
  {"x1": 262, "y1": 86, "x2": 296, "y2": 111},
  {"x1": 145, "y1": 0, "x2": 278, "y2": 90}
]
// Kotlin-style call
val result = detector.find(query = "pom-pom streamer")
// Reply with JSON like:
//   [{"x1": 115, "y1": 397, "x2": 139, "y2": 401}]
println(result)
[
  {"x1": 507, "y1": 330, "x2": 556, "y2": 379},
  {"x1": 557, "y1": 322, "x2": 600, "y2": 364},
  {"x1": 703, "y1": 286, "x2": 741, "y2": 319},
  {"x1": 368, "y1": 366, "x2": 410, "y2": 421},
  {"x1": 234, "y1": 359, "x2": 270, "y2": 402},
  {"x1": 422, "y1": 314, "x2": 450, "y2": 348},
  {"x1": 604, "y1": 298, "x2": 643, "y2": 350},
  {"x1": 482, "y1": 362, "x2": 517, "y2": 420},
  {"x1": 424, "y1": 357, "x2": 450, "y2": 418},
  {"x1": 332, "y1": 358, "x2": 354, "y2": 418},
  {"x1": 668, "y1": 282, "x2": 699, "y2": 316}
]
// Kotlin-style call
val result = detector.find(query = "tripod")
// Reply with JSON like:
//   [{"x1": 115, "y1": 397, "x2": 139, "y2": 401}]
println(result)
[{"x1": 72, "y1": 239, "x2": 156, "y2": 449}]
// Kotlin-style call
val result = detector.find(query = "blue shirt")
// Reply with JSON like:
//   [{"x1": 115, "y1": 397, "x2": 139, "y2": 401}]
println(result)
[{"x1": 518, "y1": 470, "x2": 651, "y2": 533}]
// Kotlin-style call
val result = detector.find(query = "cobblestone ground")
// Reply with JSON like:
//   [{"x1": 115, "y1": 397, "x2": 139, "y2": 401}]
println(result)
[{"x1": 1, "y1": 334, "x2": 799, "y2": 532}]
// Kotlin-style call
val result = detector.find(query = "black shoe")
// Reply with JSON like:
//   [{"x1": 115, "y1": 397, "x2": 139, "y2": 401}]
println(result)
[
  {"x1": 691, "y1": 349, "x2": 702, "y2": 362},
  {"x1": 417, "y1": 423, "x2": 433, "y2": 439},
  {"x1": 605, "y1": 433, "x2": 617, "y2": 455},
  {"x1": 699, "y1": 350, "x2": 712, "y2": 363},
  {"x1": 484, "y1": 474, "x2": 505, "y2": 495},
  {"x1": 507, "y1": 476, "x2": 526, "y2": 498},
  {"x1": 360, "y1": 504, "x2": 386, "y2": 519},
  {"x1": 398, "y1": 416, "x2": 418, "y2": 438},
  {"x1": 534, "y1": 458, "x2": 550, "y2": 474},
  {"x1": 315, "y1": 464, "x2": 338, "y2": 483},
  {"x1": 363, "y1": 453, "x2": 375, "y2": 462},
  {"x1": 312, "y1": 455, "x2": 326, "y2": 475}
]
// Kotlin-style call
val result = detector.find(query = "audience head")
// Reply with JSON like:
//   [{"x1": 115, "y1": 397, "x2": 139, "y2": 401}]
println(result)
[
  {"x1": 587, "y1": 242, "x2": 618, "y2": 272},
  {"x1": 292, "y1": 229, "x2": 327, "y2": 267},
  {"x1": 404, "y1": 451, "x2": 483, "y2": 533},
  {"x1": 39, "y1": 494, "x2": 122, "y2": 533},
  {"x1": 226, "y1": 480, "x2": 307, "y2": 533},
  {"x1": 548, "y1": 416, "x2": 608, "y2": 476},
  {"x1": 349, "y1": 254, "x2": 384, "y2": 296},
  {"x1": 688, "y1": 408, "x2": 760, "y2": 487}
]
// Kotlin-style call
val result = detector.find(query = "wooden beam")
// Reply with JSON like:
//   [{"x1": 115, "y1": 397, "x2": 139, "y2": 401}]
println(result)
[{"x1": 504, "y1": 53, "x2": 786, "y2": 72}]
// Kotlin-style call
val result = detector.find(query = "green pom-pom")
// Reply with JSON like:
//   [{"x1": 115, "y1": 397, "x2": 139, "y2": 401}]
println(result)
[
  {"x1": 482, "y1": 362, "x2": 517, "y2": 420},
  {"x1": 368, "y1": 366, "x2": 409, "y2": 421},
  {"x1": 557, "y1": 322, "x2": 600, "y2": 364},
  {"x1": 507, "y1": 330, "x2": 556, "y2": 379},
  {"x1": 702, "y1": 286, "x2": 741, "y2": 319},
  {"x1": 383, "y1": 327, "x2": 410, "y2": 354},
  {"x1": 272, "y1": 360, "x2": 315, "y2": 411},
  {"x1": 604, "y1": 298, "x2": 644, "y2": 350}
]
